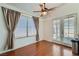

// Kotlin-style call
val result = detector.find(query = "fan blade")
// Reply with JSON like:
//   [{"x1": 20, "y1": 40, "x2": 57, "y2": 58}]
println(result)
[
  {"x1": 47, "y1": 7, "x2": 56, "y2": 11},
  {"x1": 33, "y1": 11, "x2": 41, "y2": 12},
  {"x1": 47, "y1": 3, "x2": 65, "y2": 11}
]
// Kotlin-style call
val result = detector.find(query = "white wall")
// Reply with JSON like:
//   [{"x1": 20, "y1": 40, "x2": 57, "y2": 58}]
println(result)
[
  {"x1": 39, "y1": 19, "x2": 45, "y2": 40},
  {"x1": 0, "y1": 7, "x2": 8, "y2": 51},
  {"x1": 14, "y1": 37, "x2": 36, "y2": 49},
  {"x1": 40, "y1": 4, "x2": 79, "y2": 42}
]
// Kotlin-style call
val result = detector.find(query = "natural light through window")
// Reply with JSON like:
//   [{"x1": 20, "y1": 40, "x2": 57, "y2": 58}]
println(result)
[
  {"x1": 53, "y1": 14, "x2": 76, "y2": 45},
  {"x1": 28, "y1": 17, "x2": 36, "y2": 36},
  {"x1": 15, "y1": 15, "x2": 36, "y2": 38}
]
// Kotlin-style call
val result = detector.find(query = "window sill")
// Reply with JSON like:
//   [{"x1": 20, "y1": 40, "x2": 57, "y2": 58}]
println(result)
[{"x1": 15, "y1": 35, "x2": 36, "y2": 39}]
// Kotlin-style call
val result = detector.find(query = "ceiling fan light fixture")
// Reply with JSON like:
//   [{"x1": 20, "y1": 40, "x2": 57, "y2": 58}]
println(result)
[{"x1": 41, "y1": 11, "x2": 47, "y2": 16}]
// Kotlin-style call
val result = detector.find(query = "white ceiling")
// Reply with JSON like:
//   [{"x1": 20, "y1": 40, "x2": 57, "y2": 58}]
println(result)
[
  {"x1": 7, "y1": 3, "x2": 62, "y2": 11},
  {"x1": 7, "y1": 3, "x2": 63, "y2": 16}
]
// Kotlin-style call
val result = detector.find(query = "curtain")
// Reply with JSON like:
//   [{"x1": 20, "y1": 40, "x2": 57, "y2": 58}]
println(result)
[
  {"x1": 2, "y1": 7, "x2": 21, "y2": 49},
  {"x1": 32, "y1": 16, "x2": 39, "y2": 41}
]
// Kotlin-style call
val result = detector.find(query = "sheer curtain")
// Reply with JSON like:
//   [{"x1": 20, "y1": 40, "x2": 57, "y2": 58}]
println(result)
[
  {"x1": 32, "y1": 16, "x2": 39, "y2": 41},
  {"x1": 2, "y1": 7, "x2": 21, "y2": 49}
]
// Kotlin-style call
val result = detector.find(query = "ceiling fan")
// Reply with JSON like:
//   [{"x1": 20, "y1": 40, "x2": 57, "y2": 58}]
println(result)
[{"x1": 33, "y1": 3, "x2": 64, "y2": 17}]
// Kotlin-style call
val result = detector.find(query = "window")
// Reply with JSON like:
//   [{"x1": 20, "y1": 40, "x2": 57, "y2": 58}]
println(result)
[
  {"x1": 15, "y1": 15, "x2": 28, "y2": 38},
  {"x1": 15, "y1": 15, "x2": 36, "y2": 38},
  {"x1": 52, "y1": 14, "x2": 77, "y2": 45},
  {"x1": 63, "y1": 16, "x2": 76, "y2": 44},
  {"x1": 53, "y1": 20, "x2": 61, "y2": 41},
  {"x1": 28, "y1": 17, "x2": 36, "y2": 36},
  {"x1": 64, "y1": 16, "x2": 75, "y2": 39}
]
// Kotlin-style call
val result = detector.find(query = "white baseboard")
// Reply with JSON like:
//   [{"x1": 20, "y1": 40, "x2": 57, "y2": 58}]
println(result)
[
  {"x1": 0, "y1": 40, "x2": 43, "y2": 54},
  {"x1": 44, "y1": 39, "x2": 72, "y2": 47}
]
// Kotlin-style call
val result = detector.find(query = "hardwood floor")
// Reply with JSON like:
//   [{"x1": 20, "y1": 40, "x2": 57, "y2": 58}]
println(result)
[{"x1": 0, "y1": 40, "x2": 73, "y2": 56}]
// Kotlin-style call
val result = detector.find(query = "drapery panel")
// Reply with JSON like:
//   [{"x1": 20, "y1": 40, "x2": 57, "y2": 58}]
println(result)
[
  {"x1": 32, "y1": 16, "x2": 39, "y2": 41},
  {"x1": 2, "y1": 7, "x2": 21, "y2": 49}
]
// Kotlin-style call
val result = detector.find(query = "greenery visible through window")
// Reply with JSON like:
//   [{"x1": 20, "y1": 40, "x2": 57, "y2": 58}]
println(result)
[{"x1": 15, "y1": 15, "x2": 36, "y2": 38}]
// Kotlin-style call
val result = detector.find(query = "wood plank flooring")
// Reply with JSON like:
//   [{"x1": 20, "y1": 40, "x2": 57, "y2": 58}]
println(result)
[{"x1": 0, "y1": 40, "x2": 73, "y2": 56}]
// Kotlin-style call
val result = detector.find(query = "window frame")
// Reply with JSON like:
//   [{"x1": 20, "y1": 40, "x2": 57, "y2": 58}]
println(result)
[
  {"x1": 15, "y1": 14, "x2": 36, "y2": 39},
  {"x1": 52, "y1": 13, "x2": 77, "y2": 43}
]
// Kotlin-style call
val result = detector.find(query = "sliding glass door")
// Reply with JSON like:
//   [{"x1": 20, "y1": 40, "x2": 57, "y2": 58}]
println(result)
[{"x1": 53, "y1": 14, "x2": 77, "y2": 46}]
